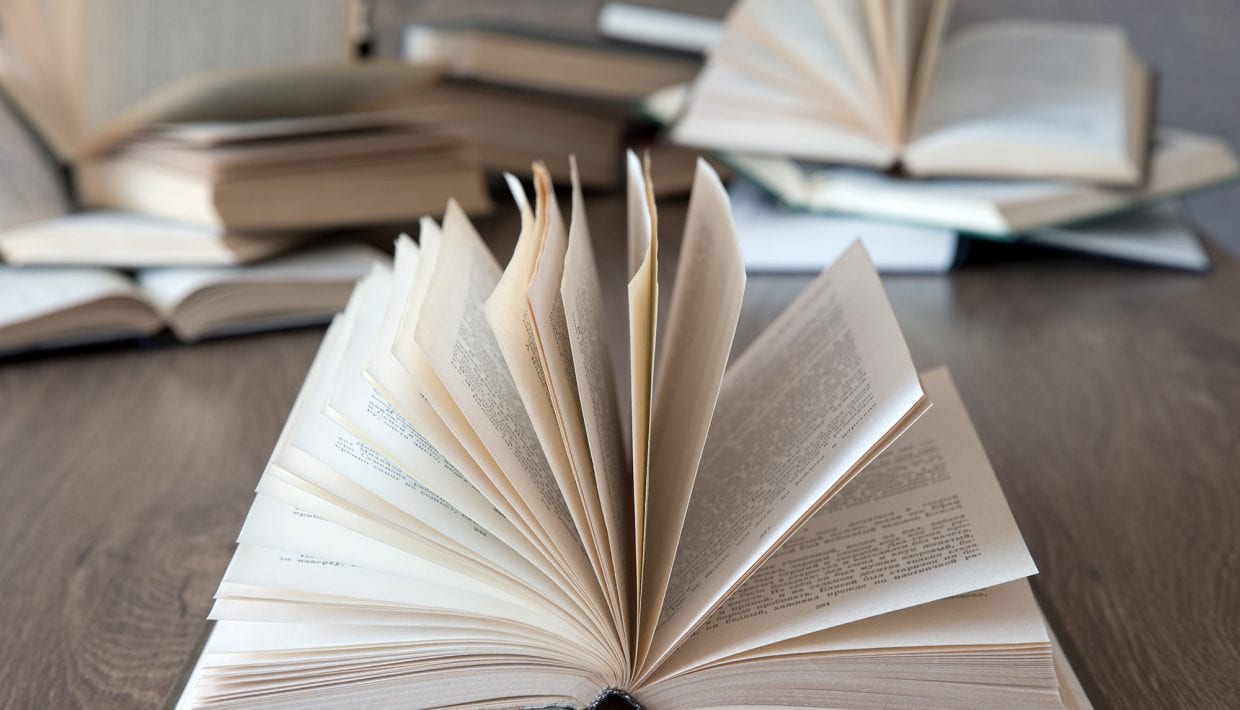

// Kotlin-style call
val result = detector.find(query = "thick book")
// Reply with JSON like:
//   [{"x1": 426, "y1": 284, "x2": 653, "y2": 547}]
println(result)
[
  {"x1": 176, "y1": 155, "x2": 1084, "y2": 708},
  {"x1": 74, "y1": 121, "x2": 492, "y2": 231},
  {"x1": 671, "y1": 0, "x2": 1152, "y2": 185},
  {"x1": 401, "y1": 22, "x2": 701, "y2": 106},
  {"x1": 0, "y1": 243, "x2": 384, "y2": 354}
]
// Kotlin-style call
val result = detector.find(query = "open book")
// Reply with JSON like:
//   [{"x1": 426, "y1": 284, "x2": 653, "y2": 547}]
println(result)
[
  {"x1": 177, "y1": 155, "x2": 1082, "y2": 708},
  {"x1": 648, "y1": 84, "x2": 1239, "y2": 237},
  {"x1": 0, "y1": 0, "x2": 432, "y2": 158},
  {"x1": 673, "y1": 0, "x2": 1151, "y2": 185},
  {"x1": 0, "y1": 243, "x2": 384, "y2": 354}
]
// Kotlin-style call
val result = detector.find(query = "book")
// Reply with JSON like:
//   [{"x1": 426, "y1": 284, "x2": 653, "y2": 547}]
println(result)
[
  {"x1": 1021, "y1": 202, "x2": 1209, "y2": 272},
  {"x1": 672, "y1": 0, "x2": 1152, "y2": 185},
  {"x1": 0, "y1": 0, "x2": 441, "y2": 159},
  {"x1": 648, "y1": 83, "x2": 1239, "y2": 237},
  {"x1": 75, "y1": 122, "x2": 492, "y2": 231},
  {"x1": 401, "y1": 21, "x2": 701, "y2": 105},
  {"x1": 392, "y1": 81, "x2": 631, "y2": 188},
  {"x1": 0, "y1": 211, "x2": 313, "y2": 268},
  {"x1": 729, "y1": 178, "x2": 960, "y2": 273},
  {"x1": 0, "y1": 243, "x2": 385, "y2": 354},
  {"x1": 0, "y1": 92, "x2": 318, "y2": 267},
  {"x1": 176, "y1": 156, "x2": 1081, "y2": 708},
  {"x1": 731, "y1": 177, "x2": 1210, "y2": 273},
  {"x1": 0, "y1": 0, "x2": 371, "y2": 158}
]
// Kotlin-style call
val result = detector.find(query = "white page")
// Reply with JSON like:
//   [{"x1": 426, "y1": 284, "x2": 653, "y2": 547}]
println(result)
[
  {"x1": 0, "y1": 265, "x2": 139, "y2": 326},
  {"x1": 1023, "y1": 202, "x2": 1209, "y2": 271},
  {"x1": 907, "y1": 20, "x2": 1134, "y2": 174},
  {"x1": 136, "y1": 242, "x2": 383, "y2": 315},
  {"x1": 729, "y1": 178, "x2": 957, "y2": 273}
]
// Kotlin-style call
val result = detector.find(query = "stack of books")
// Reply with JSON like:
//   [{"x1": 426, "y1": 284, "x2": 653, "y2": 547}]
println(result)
[
  {"x1": 0, "y1": 0, "x2": 498, "y2": 356},
  {"x1": 393, "y1": 9, "x2": 718, "y2": 193},
  {"x1": 609, "y1": 1, "x2": 1239, "y2": 272}
]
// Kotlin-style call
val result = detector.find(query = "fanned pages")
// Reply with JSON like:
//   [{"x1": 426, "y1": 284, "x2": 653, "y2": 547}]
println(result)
[
  {"x1": 179, "y1": 156, "x2": 1084, "y2": 709},
  {"x1": 673, "y1": 0, "x2": 1151, "y2": 185}
]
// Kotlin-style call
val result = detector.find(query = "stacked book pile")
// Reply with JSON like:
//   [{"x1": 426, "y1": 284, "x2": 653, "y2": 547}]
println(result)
[
  {"x1": 0, "y1": 0, "x2": 489, "y2": 355},
  {"x1": 605, "y1": 0, "x2": 1239, "y2": 272}
]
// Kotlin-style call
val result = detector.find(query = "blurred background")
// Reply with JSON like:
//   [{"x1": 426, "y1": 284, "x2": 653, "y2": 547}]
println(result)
[{"x1": 1, "y1": 0, "x2": 1238, "y2": 356}]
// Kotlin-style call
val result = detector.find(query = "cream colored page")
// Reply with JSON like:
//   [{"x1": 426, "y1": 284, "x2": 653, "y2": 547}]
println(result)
[
  {"x1": 526, "y1": 164, "x2": 626, "y2": 637},
  {"x1": 0, "y1": 95, "x2": 69, "y2": 229},
  {"x1": 288, "y1": 301, "x2": 528, "y2": 579},
  {"x1": 638, "y1": 160, "x2": 745, "y2": 663},
  {"x1": 561, "y1": 160, "x2": 632, "y2": 643},
  {"x1": 376, "y1": 235, "x2": 522, "y2": 529},
  {"x1": 387, "y1": 227, "x2": 576, "y2": 589},
  {"x1": 413, "y1": 200, "x2": 595, "y2": 585},
  {"x1": 237, "y1": 480, "x2": 607, "y2": 657},
  {"x1": 734, "y1": 0, "x2": 881, "y2": 131},
  {"x1": 626, "y1": 151, "x2": 658, "y2": 616},
  {"x1": 72, "y1": 0, "x2": 351, "y2": 148},
  {"x1": 654, "y1": 367, "x2": 1037, "y2": 678},
  {"x1": 219, "y1": 545, "x2": 587, "y2": 644},
  {"x1": 905, "y1": 0, "x2": 951, "y2": 134},
  {"x1": 723, "y1": 579, "x2": 1048, "y2": 662},
  {"x1": 484, "y1": 171, "x2": 602, "y2": 591},
  {"x1": 642, "y1": 242, "x2": 925, "y2": 677},
  {"x1": 325, "y1": 265, "x2": 543, "y2": 569},
  {"x1": 909, "y1": 20, "x2": 1128, "y2": 155}
]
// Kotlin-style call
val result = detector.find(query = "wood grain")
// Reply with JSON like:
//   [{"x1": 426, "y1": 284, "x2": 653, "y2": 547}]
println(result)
[{"x1": 1, "y1": 193, "x2": 1238, "y2": 709}]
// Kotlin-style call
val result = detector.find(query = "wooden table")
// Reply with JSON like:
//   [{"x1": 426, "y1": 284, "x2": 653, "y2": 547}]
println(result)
[{"x1": 2, "y1": 193, "x2": 1238, "y2": 709}]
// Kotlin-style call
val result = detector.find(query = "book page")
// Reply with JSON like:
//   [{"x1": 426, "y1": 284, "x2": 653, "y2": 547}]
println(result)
[
  {"x1": 368, "y1": 236, "x2": 522, "y2": 530},
  {"x1": 637, "y1": 160, "x2": 745, "y2": 666},
  {"x1": 626, "y1": 151, "x2": 658, "y2": 630},
  {"x1": 325, "y1": 265, "x2": 551, "y2": 575},
  {"x1": 525, "y1": 162, "x2": 628, "y2": 642},
  {"x1": 484, "y1": 169, "x2": 616, "y2": 638},
  {"x1": 412, "y1": 199, "x2": 600, "y2": 602},
  {"x1": 906, "y1": 20, "x2": 1144, "y2": 181},
  {"x1": 0, "y1": 92, "x2": 69, "y2": 229},
  {"x1": 69, "y1": 0, "x2": 353, "y2": 152},
  {"x1": 135, "y1": 242, "x2": 381, "y2": 316},
  {"x1": 724, "y1": 579, "x2": 1049, "y2": 662},
  {"x1": 0, "y1": 265, "x2": 161, "y2": 353},
  {"x1": 560, "y1": 158, "x2": 633, "y2": 645},
  {"x1": 640, "y1": 242, "x2": 926, "y2": 679},
  {"x1": 653, "y1": 367, "x2": 1037, "y2": 679}
]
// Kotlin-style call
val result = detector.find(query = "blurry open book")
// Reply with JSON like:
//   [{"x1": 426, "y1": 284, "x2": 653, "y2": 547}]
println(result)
[
  {"x1": 647, "y1": 84, "x2": 1239, "y2": 237},
  {"x1": 673, "y1": 0, "x2": 1151, "y2": 184},
  {"x1": 177, "y1": 156, "x2": 1085, "y2": 708},
  {"x1": 0, "y1": 243, "x2": 384, "y2": 354},
  {"x1": 0, "y1": 0, "x2": 429, "y2": 158}
]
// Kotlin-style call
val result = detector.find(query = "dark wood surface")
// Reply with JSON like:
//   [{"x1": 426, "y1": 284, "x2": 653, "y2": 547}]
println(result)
[{"x1": 1, "y1": 192, "x2": 1238, "y2": 709}]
